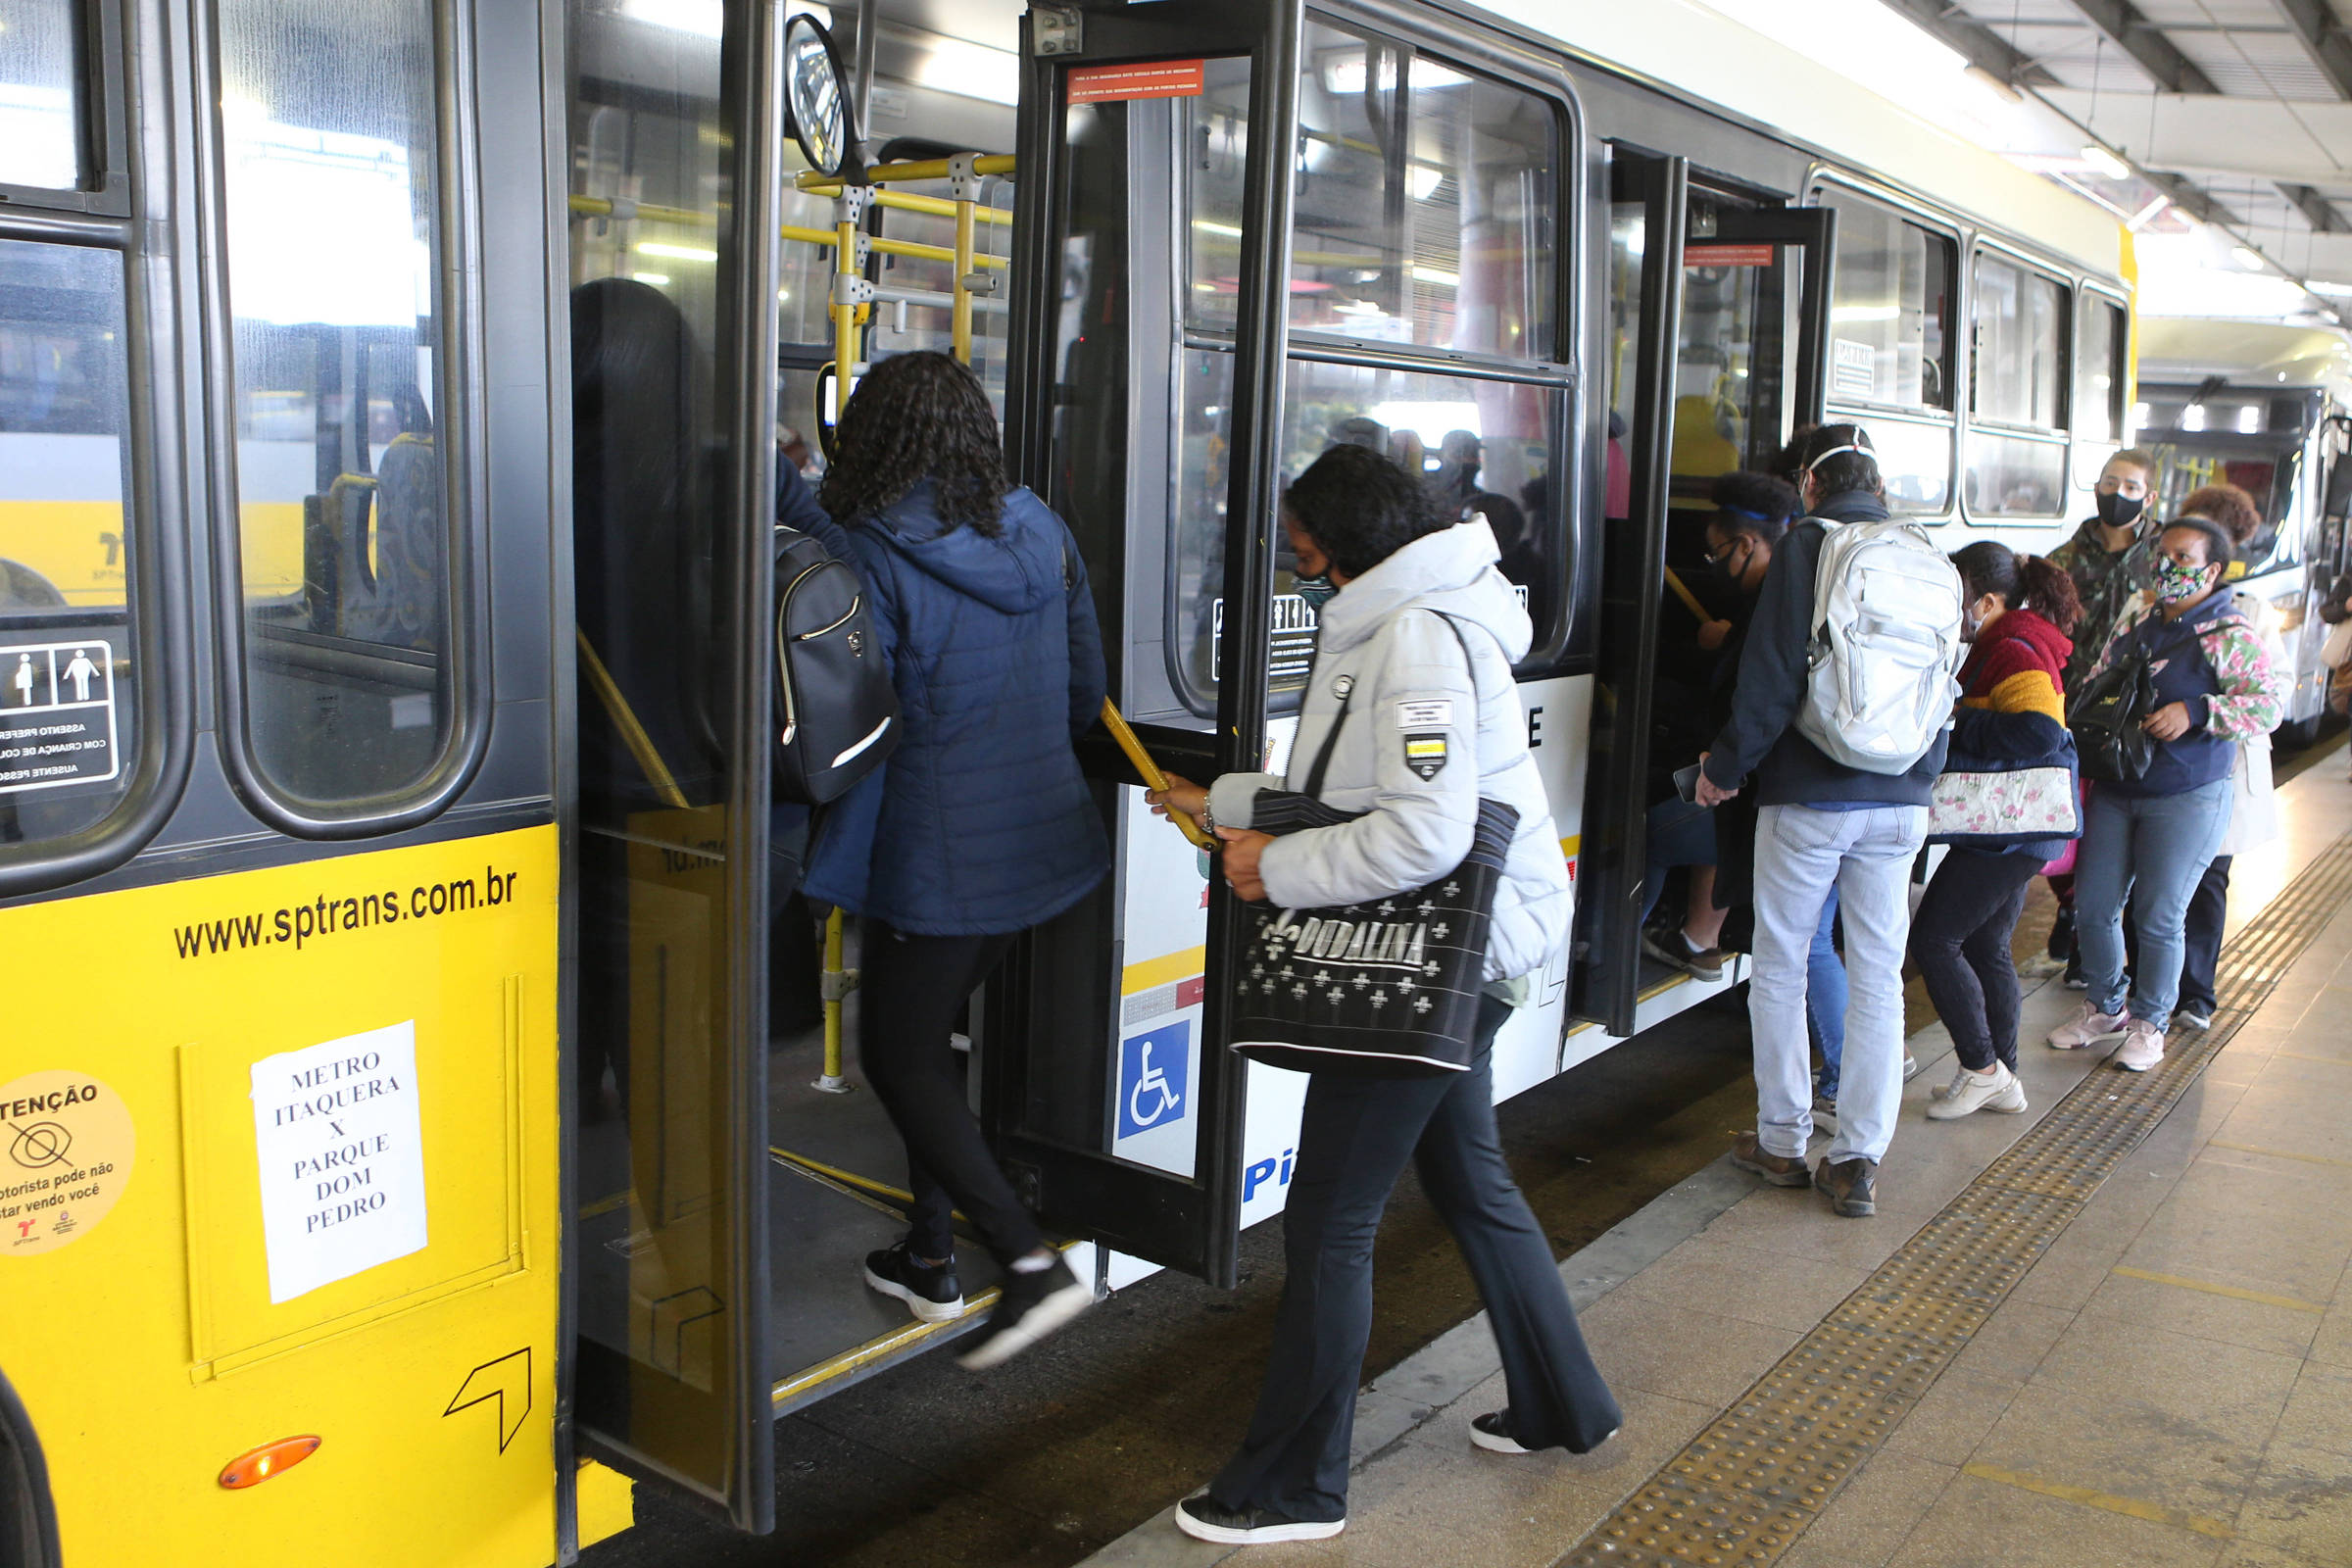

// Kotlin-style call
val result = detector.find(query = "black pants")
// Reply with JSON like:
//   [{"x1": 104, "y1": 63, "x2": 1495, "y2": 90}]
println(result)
[
  {"x1": 857, "y1": 922, "x2": 1040, "y2": 1266},
  {"x1": 2121, "y1": 855, "x2": 2230, "y2": 1015},
  {"x1": 1909, "y1": 848, "x2": 2042, "y2": 1074},
  {"x1": 1209, "y1": 995, "x2": 1621, "y2": 1523}
]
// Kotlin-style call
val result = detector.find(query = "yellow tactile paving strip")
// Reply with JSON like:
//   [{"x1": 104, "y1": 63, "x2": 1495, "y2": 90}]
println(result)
[{"x1": 1557, "y1": 832, "x2": 2352, "y2": 1568}]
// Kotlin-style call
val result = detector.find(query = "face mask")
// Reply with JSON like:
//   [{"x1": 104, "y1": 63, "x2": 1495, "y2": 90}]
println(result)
[
  {"x1": 2153, "y1": 557, "x2": 2210, "y2": 605},
  {"x1": 1294, "y1": 573, "x2": 1338, "y2": 614},
  {"x1": 2095, "y1": 490, "x2": 2144, "y2": 531},
  {"x1": 1961, "y1": 605, "x2": 1982, "y2": 644}
]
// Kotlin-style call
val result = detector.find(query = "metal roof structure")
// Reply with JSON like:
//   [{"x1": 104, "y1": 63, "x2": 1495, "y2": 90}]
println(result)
[{"x1": 1880, "y1": 0, "x2": 2352, "y2": 295}]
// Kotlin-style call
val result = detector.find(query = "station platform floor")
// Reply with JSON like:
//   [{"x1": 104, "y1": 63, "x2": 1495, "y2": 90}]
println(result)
[{"x1": 1083, "y1": 757, "x2": 2352, "y2": 1568}]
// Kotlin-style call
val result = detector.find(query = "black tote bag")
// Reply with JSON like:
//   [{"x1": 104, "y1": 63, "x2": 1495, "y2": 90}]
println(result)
[{"x1": 1228, "y1": 616, "x2": 1519, "y2": 1078}]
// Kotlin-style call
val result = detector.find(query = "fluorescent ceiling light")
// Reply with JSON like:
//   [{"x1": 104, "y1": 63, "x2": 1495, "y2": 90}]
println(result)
[
  {"x1": 2181, "y1": 404, "x2": 2207, "y2": 431},
  {"x1": 1193, "y1": 220, "x2": 1244, "y2": 238},
  {"x1": 633, "y1": 271, "x2": 671, "y2": 285},
  {"x1": 2232, "y1": 245, "x2": 2267, "y2": 271},
  {"x1": 636, "y1": 240, "x2": 716, "y2": 262},
  {"x1": 2308, "y1": 279, "x2": 2352, "y2": 298},
  {"x1": 903, "y1": 29, "x2": 1020, "y2": 108},
  {"x1": 1410, "y1": 264, "x2": 1458, "y2": 287},
  {"x1": 2079, "y1": 144, "x2": 2130, "y2": 180},
  {"x1": 1832, "y1": 304, "x2": 1900, "y2": 321},
  {"x1": 2237, "y1": 405, "x2": 2261, "y2": 433}
]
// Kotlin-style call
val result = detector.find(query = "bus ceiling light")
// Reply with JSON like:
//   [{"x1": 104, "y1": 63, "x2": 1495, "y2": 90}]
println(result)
[
  {"x1": 2238, "y1": 405, "x2": 2263, "y2": 433},
  {"x1": 636, "y1": 241, "x2": 716, "y2": 262},
  {"x1": 219, "y1": 1436, "x2": 321, "y2": 1490},
  {"x1": 2079, "y1": 144, "x2": 2131, "y2": 180},
  {"x1": 633, "y1": 271, "x2": 670, "y2": 286},
  {"x1": 1832, "y1": 304, "x2": 1899, "y2": 321}
]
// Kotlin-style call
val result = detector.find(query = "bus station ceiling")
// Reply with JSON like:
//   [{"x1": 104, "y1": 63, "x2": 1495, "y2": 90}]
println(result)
[{"x1": 1881, "y1": 0, "x2": 2352, "y2": 295}]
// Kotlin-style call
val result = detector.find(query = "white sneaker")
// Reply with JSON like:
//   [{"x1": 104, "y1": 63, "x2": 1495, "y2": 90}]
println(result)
[
  {"x1": 2047, "y1": 1001, "x2": 2129, "y2": 1051},
  {"x1": 1902, "y1": 1054, "x2": 1921, "y2": 1082},
  {"x1": 1927, "y1": 1063, "x2": 2028, "y2": 1119},
  {"x1": 2114, "y1": 1019, "x2": 2166, "y2": 1073}
]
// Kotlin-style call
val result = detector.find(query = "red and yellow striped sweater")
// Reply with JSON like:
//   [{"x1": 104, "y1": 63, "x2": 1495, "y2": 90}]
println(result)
[{"x1": 1955, "y1": 608, "x2": 2072, "y2": 722}]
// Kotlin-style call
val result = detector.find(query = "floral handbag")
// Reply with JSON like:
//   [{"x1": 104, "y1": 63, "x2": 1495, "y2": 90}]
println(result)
[{"x1": 1928, "y1": 764, "x2": 2081, "y2": 847}]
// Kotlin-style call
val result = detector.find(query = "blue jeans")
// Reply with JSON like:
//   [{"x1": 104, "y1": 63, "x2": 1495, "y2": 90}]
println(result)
[
  {"x1": 1750, "y1": 804, "x2": 1926, "y2": 1165},
  {"x1": 1806, "y1": 889, "x2": 1850, "y2": 1098},
  {"x1": 1640, "y1": 797, "x2": 1717, "y2": 925},
  {"x1": 2075, "y1": 778, "x2": 2233, "y2": 1032}
]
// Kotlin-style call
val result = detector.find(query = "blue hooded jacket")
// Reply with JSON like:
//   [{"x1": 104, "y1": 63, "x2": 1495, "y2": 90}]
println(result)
[{"x1": 798, "y1": 480, "x2": 1110, "y2": 935}]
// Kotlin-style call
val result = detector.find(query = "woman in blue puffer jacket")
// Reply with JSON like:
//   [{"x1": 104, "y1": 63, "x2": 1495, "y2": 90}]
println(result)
[{"x1": 799, "y1": 351, "x2": 1108, "y2": 1370}]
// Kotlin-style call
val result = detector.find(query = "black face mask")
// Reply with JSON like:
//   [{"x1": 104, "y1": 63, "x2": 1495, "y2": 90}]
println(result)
[
  {"x1": 1709, "y1": 543, "x2": 1748, "y2": 588},
  {"x1": 2095, "y1": 490, "x2": 2144, "y2": 531}
]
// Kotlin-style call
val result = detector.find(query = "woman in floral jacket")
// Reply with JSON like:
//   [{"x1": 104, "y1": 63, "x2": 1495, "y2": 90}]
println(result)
[{"x1": 2047, "y1": 515, "x2": 2282, "y2": 1073}]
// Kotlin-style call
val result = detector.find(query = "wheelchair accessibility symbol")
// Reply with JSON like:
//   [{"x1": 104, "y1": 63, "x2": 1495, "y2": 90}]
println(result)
[{"x1": 1116, "y1": 1022, "x2": 1191, "y2": 1140}]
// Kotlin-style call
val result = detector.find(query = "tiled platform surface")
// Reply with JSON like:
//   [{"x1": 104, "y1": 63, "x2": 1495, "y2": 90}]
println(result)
[{"x1": 1083, "y1": 758, "x2": 2352, "y2": 1568}]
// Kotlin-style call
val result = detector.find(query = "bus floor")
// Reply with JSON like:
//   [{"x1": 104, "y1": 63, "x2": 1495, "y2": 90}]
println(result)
[{"x1": 763, "y1": 1022, "x2": 1006, "y2": 1389}]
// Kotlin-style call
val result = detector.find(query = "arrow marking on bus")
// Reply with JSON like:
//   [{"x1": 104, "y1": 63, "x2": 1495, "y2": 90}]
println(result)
[{"x1": 445, "y1": 1348, "x2": 533, "y2": 1453}]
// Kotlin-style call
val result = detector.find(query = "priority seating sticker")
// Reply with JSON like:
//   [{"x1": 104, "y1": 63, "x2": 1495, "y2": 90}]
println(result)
[{"x1": 0, "y1": 1071, "x2": 135, "y2": 1255}]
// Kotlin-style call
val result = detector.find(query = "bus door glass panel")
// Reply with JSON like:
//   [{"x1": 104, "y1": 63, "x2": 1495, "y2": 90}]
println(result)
[
  {"x1": 2153, "y1": 432, "x2": 2300, "y2": 572},
  {"x1": 0, "y1": 0, "x2": 81, "y2": 190},
  {"x1": 567, "y1": 0, "x2": 774, "y2": 1525},
  {"x1": 995, "y1": 15, "x2": 1276, "y2": 1282},
  {"x1": 217, "y1": 0, "x2": 461, "y2": 806},
  {"x1": 2070, "y1": 293, "x2": 2126, "y2": 502},
  {"x1": 1815, "y1": 189, "x2": 1954, "y2": 513},
  {"x1": 1573, "y1": 151, "x2": 1685, "y2": 1033},
  {"x1": 0, "y1": 239, "x2": 139, "y2": 845},
  {"x1": 1966, "y1": 256, "x2": 2067, "y2": 521}
]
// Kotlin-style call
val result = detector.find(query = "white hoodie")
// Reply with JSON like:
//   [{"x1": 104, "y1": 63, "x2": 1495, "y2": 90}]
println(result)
[{"x1": 1208, "y1": 520, "x2": 1571, "y2": 983}]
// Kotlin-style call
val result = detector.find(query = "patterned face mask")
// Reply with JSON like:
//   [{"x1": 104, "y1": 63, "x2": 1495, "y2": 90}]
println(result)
[{"x1": 2153, "y1": 557, "x2": 2211, "y2": 605}]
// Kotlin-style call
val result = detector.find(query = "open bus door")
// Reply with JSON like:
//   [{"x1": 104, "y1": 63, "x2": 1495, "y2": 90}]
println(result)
[
  {"x1": 992, "y1": 0, "x2": 1307, "y2": 1288},
  {"x1": 1571, "y1": 150, "x2": 1687, "y2": 1036},
  {"x1": 568, "y1": 0, "x2": 788, "y2": 1533}
]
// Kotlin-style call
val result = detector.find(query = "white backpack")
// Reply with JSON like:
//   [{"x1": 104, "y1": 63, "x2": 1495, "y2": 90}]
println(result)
[{"x1": 1793, "y1": 517, "x2": 1964, "y2": 774}]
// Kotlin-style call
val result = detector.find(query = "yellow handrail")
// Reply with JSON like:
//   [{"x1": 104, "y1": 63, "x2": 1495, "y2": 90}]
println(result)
[{"x1": 798, "y1": 152, "x2": 1015, "y2": 190}]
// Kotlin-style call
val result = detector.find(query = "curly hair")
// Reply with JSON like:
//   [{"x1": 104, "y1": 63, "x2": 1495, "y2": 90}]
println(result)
[
  {"x1": 1284, "y1": 442, "x2": 1452, "y2": 579},
  {"x1": 818, "y1": 351, "x2": 1011, "y2": 536},
  {"x1": 2177, "y1": 481, "x2": 2261, "y2": 547},
  {"x1": 1709, "y1": 469, "x2": 1802, "y2": 542},
  {"x1": 1951, "y1": 541, "x2": 2082, "y2": 635}
]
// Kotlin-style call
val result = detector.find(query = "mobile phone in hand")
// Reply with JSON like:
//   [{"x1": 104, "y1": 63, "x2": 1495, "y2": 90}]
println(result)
[{"x1": 1674, "y1": 762, "x2": 1704, "y2": 805}]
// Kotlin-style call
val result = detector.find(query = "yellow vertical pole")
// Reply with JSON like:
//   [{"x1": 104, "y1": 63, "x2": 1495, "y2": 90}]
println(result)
[
  {"x1": 948, "y1": 152, "x2": 980, "y2": 367},
  {"x1": 813, "y1": 184, "x2": 868, "y2": 1096},
  {"x1": 815, "y1": 906, "x2": 851, "y2": 1093}
]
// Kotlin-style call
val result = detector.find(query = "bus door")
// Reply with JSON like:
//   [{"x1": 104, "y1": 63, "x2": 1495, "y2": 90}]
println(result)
[
  {"x1": 990, "y1": 0, "x2": 1315, "y2": 1287},
  {"x1": 566, "y1": 0, "x2": 789, "y2": 1533},
  {"x1": 1572, "y1": 149, "x2": 1687, "y2": 1033}
]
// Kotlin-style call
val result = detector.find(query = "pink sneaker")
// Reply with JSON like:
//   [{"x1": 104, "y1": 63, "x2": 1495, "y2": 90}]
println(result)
[
  {"x1": 2047, "y1": 1001, "x2": 2129, "y2": 1051},
  {"x1": 2114, "y1": 1019, "x2": 2166, "y2": 1073}
]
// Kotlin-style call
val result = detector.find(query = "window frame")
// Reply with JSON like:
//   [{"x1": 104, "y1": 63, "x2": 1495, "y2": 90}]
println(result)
[
  {"x1": 0, "y1": 0, "x2": 198, "y2": 900},
  {"x1": 1961, "y1": 236, "x2": 2074, "y2": 526},
  {"x1": 1157, "y1": 5, "x2": 1585, "y2": 715},
  {"x1": 1809, "y1": 174, "x2": 1961, "y2": 518},
  {"x1": 190, "y1": 0, "x2": 495, "y2": 838}
]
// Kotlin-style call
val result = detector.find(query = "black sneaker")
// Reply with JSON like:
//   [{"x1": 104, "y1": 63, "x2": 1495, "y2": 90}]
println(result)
[
  {"x1": 1173, "y1": 1495, "x2": 1345, "y2": 1545},
  {"x1": 1470, "y1": 1410, "x2": 1534, "y2": 1454},
  {"x1": 1818, "y1": 1156, "x2": 1878, "y2": 1218},
  {"x1": 2175, "y1": 1004, "x2": 2214, "y2": 1032},
  {"x1": 956, "y1": 1254, "x2": 1092, "y2": 1370},
  {"x1": 2046, "y1": 906, "x2": 2074, "y2": 961},
  {"x1": 863, "y1": 1241, "x2": 964, "y2": 1324}
]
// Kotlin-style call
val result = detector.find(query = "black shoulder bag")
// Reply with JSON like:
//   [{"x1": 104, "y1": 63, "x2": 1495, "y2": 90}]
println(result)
[
  {"x1": 1228, "y1": 615, "x2": 1520, "y2": 1078},
  {"x1": 2067, "y1": 636, "x2": 2157, "y2": 786}
]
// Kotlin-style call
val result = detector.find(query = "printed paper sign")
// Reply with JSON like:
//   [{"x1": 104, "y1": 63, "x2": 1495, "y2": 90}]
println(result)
[
  {"x1": 1396, "y1": 699, "x2": 1452, "y2": 729},
  {"x1": 250, "y1": 1021, "x2": 428, "y2": 1303},
  {"x1": 1684, "y1": 242, "x2": 1776, "y2": 268},
  {"x1": 1832, "y1": 338, "x2": 1876, "y2": 401},
  {"x1": 1068, "y1": 60, "x2": 1205, "y2": 104}
]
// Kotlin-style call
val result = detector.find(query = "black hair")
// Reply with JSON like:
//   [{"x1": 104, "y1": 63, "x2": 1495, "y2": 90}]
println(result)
[
  {"x1": 1777, "y1": 421, "x2": 1882, "y2": 501},
  {"x1": 2159, "y1": 515, "x2": 2235, "y2": 571},
  {"x1": 818, "y1": 351, "x2": 1011, "y2": 536},
  {"x1": 1285, "y1": 442, "x2": 1452, "y2": 579},
  {"x1": 1706, "y1": 469, "x2": 1801, "y2": 544},
  {"x1": 1950, "y1": 541, "x2": 2082, "y2": 635}
]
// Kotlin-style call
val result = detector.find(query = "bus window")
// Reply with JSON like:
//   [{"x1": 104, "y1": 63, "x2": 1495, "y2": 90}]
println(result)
[
  {"x1": 1816, "y1": 188, "x2": 1954, "y2": 512},
  {"x1": 0, "y1": 238, "x2": 140, "y2": 841},
  {"x1": 0, "y1": 0, "x2": 81, "y2": 189},
  {"x1": 1282, "y1": 20, "x2": 1558, "y2": 361},
  {"x1": 2071, "y1": 291, "x2": 2127, "y2": 499},
  {"x1": 217, "y1": 0, "x2": 464, "y2": 808},
  {"x1": 1966, "y1": 253, "x2": 2068, "y2": 520}
]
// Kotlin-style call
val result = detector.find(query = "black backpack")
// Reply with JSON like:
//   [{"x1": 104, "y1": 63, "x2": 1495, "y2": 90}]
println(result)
[
  {"x1": 2067, "y1": 643, "x2": 2156, "y2": 785},
  {"x1": 773, "y1": 525, "x2": 899, "y2": 803}
]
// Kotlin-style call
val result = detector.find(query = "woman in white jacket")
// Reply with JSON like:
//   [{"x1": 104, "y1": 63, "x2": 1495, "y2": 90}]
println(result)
[{"x1": 1147, "y1": 444, "x2": 1617, "y2": 1547}]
